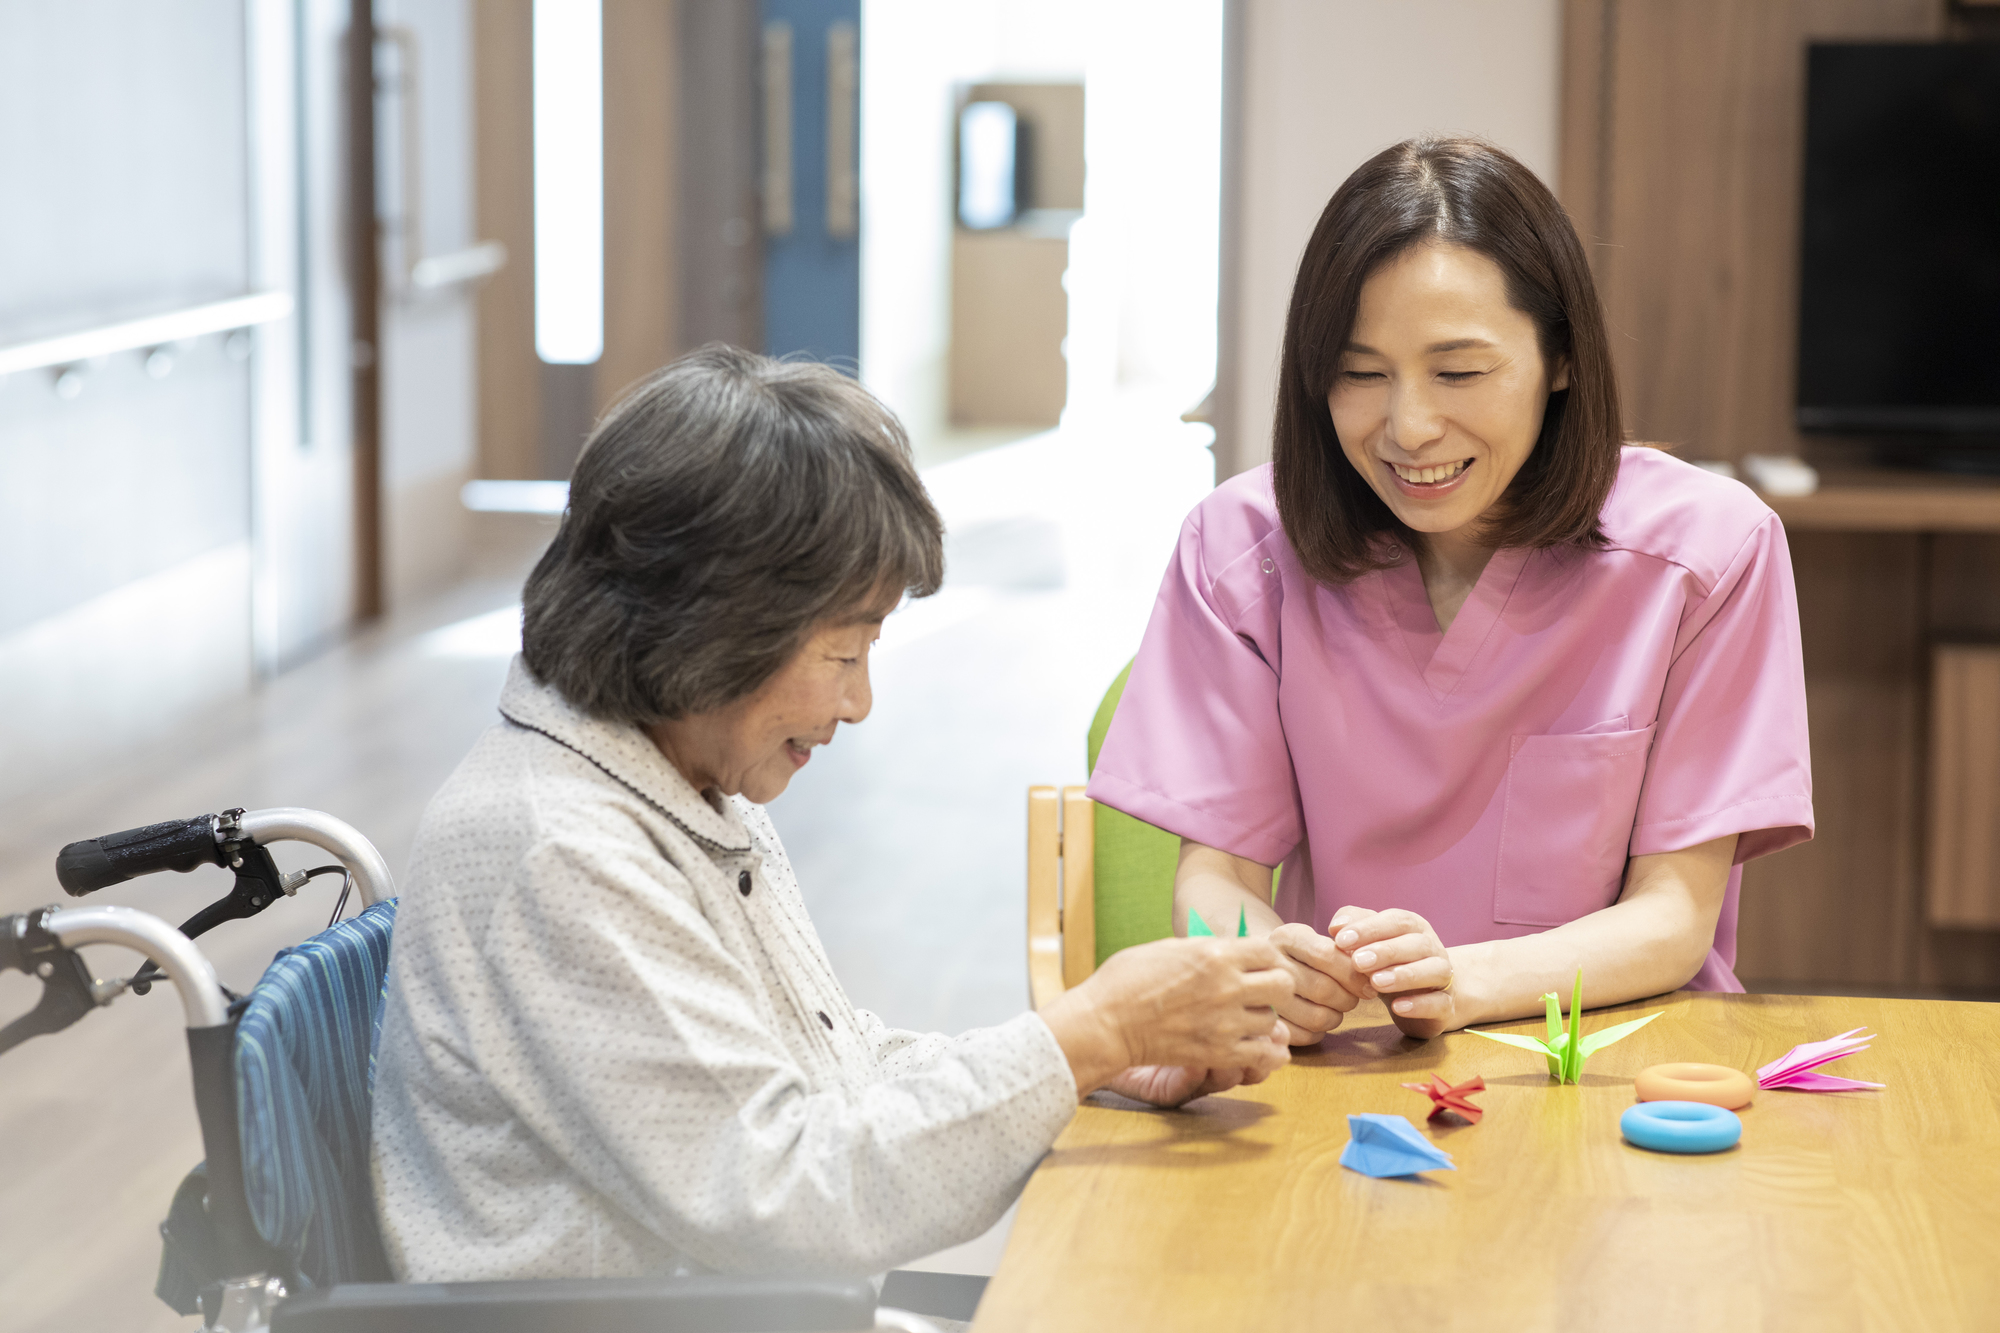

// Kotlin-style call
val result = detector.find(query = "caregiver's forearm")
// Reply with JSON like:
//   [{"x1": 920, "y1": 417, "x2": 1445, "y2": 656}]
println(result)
[
  {"x1": 1173, "y1": 841, "x2": 1284, "y2": 937},
  {"x1": 1448, "y1": 834, "x2": 1739, "y2": 1028}
]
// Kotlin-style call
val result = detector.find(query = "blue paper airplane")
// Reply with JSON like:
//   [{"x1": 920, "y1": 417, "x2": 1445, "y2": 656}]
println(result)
[{"x1": 1339, "y1": 1113, "x2": 1456, "y2": 1178}]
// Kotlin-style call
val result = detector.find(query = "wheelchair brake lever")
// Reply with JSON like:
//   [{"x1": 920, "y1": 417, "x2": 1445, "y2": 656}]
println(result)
[
  {"x1": 0, "y1": 908, "x2": 104, "y2": 1055},
  {"x1": 129, "y1": 840, "x2": 290, "y2": 996}
]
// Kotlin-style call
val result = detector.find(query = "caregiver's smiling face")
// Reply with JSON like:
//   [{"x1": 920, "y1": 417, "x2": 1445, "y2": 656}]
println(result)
[{"x1": 1327, "y1": 242, "x2": 1568, "y2": 543}]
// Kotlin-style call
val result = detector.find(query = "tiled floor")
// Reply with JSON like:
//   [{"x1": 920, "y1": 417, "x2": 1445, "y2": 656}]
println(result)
[{"x1": 0, "y1": 408, "x2": 1218, "y2": 1330}]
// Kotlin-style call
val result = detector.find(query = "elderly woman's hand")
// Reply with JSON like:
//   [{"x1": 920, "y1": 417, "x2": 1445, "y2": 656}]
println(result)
[
  {"x1": 1039, "y1": 936, "x2": 1295, "y2": 1101},
  {"x1": 1100, "y1": 1062, "x2": 1275, "y2": 1108}
]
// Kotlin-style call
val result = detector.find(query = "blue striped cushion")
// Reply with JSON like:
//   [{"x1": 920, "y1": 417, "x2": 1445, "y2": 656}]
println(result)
[{"x1": 233, "y1": 899, "x2": 398, "y2": 1288}]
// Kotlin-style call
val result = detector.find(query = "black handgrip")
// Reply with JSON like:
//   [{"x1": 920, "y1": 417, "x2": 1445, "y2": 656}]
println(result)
[{"x1": 56, "y1": 815, "x2": 221, "y2": 896}]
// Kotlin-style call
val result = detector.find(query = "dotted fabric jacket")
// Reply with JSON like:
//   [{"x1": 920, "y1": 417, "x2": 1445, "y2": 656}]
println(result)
[{"x1": 371, "y1": 657, "x2": 1075, "y2": 1280}]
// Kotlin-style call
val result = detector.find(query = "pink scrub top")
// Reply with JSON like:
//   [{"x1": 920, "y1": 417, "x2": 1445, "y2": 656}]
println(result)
[{"x1": 1087, "y1": 446, "x2": 1813, "y2": 991}]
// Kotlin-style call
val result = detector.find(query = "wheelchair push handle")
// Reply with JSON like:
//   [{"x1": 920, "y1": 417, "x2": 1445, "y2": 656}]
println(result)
[
  {"x1": 56, "y1": 814, "x2": 225, "y2": 895},
  {"x1": 55, "y1": 807, "x2": 394, "y2": 911},
  {"x1": 1, "y1": 904, "x2": 232, "y2": 1055}
]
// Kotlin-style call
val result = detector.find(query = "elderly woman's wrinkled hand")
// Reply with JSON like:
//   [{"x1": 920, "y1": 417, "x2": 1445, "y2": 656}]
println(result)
[
  {"x1": 1039, "y1": 936, "x2": 1295, "y2": 1101},
  {"x1": 1264, "y1": 920, "x2": 1367, "y2": 1046},
  {"x1": 1100, "y1": 1062, "x2": 1276, "y2": 1108}
]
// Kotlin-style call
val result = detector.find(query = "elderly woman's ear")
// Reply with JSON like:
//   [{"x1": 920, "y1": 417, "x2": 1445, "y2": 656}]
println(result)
[{"x1": 520, "y1": 343, "x2": 942, "y2": 732}]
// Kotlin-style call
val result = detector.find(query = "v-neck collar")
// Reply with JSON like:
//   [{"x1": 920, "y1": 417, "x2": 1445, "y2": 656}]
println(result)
[{"x1": 1377, "y1": 546, "x2": 1531, "y2": 702}]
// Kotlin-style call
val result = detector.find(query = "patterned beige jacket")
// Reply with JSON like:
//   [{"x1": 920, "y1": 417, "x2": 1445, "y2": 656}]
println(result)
[{"x1": 371, "y1": 658, "x2": 1076, "y2": 1280}]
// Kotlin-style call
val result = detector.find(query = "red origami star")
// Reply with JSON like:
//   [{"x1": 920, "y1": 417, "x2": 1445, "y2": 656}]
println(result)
[{"x1": 1400, "y1": 1073, "x2": 1485, "y2": 1125}]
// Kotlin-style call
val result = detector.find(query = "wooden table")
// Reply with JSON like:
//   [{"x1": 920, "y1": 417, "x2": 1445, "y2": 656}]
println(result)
[{"x1": 974, "y1": 993, "x2": 2000, "y2": 1332}]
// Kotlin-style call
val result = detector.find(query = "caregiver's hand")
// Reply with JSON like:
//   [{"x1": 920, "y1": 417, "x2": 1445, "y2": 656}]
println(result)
[
  {"x1": 1039, "y1": 936, "x2": 1296, "y2": 1100},
  {"x1": 1330, "y1": 905, "x2": 1458, "y2": 1040},
  {"x1": 1267, "y1": 922, "x2": 1367, "y2": 1046}
]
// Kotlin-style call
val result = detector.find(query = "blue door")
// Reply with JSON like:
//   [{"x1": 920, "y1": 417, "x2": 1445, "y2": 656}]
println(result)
[{"x1": 760, "y1": 0, "x2": 860, "y2": 364}]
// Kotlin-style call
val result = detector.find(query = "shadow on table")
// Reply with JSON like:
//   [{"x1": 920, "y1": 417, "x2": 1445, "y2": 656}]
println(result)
[
  {"x1": 1050, "y1": 1090, "x2": 1281, "y2": 1168},
  {"x1": 1290, "y1": 1016, "x2": 1436, "y2": 1070}
]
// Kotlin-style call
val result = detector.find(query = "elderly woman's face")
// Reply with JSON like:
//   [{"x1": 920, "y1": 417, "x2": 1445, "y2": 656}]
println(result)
[
  {"x1": 649, "y1": 616, "x2": 881, "y2": 804},
  {"x1": 1327, "y1": 242, "x2": 1567, "y2": 543}
]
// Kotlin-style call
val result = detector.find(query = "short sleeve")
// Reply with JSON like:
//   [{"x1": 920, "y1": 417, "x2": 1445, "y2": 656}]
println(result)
[
  {"x1": 1085, "y1": 500, "x2": 1304, "y2": 867},
  {"x1": 1631, "y1": 514, "x2": 1813, "y2": 862}
]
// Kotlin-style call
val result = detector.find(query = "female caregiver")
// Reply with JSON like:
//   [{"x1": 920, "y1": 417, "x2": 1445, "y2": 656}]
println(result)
[
  {"x1": 371, "y1": 346, "x2": 1295, "y2": 1281},
  {"x1": 1088, "y1": 137, "x2": 1812, "y2": 1045}
]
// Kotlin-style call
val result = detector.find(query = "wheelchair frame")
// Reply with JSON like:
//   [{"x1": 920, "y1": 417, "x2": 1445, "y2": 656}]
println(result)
[{"x1": 1, "y1": 807, "x2": 944, "y2": 1333}]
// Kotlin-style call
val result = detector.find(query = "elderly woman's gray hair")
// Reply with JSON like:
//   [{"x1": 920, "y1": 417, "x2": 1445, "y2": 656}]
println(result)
[{"x1": 522, "y1": 345, "x2": 944, "y2": 723}]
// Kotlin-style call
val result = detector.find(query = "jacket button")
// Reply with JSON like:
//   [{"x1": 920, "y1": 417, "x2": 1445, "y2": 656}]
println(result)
[
  {"x1": 738, "y1": 870, "x2": 752, "y2": 896},
  {"x1": 818, "y1": 1010, "x2": 834, "y2": 1030}
]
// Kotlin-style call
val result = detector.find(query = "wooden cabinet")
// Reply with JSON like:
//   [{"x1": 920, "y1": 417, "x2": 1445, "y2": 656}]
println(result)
[{"x1": 1930, "y1": 645, "x2": 2000, "y2": 929}]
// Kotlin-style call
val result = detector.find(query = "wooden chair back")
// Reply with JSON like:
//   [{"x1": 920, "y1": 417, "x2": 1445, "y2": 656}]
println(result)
[{"x1": 1026, "y1": 785, "x2": 1094, "y2": 1009}]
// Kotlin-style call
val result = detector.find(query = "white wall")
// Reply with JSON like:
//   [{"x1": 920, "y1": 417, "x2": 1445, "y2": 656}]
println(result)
[
  {"x1": 1226, "y1": 0, "x2": 1561, "y2": 474},
  {"x1": 0, "y1": 0, "x2": 261, "y2": 803},
  {"x1": 860, "y1": 0, "x2": 1222, "y2": 447},
  {"x1": 859, "y1": 0, "x2": 1086, "y2": 449},
  {"x1": 1067, "y1": 0, "x2": 1222, "y2": 422}
]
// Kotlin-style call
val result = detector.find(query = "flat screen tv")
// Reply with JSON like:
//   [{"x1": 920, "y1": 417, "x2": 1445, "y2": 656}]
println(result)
[{"x1": 1798, "y1": 43, "x2": 2000, "y2": 437}]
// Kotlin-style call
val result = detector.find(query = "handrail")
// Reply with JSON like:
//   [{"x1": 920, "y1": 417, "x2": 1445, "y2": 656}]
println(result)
[
  {"x1": 409, "y1": 240, "x2": 508, "y2": 293},
  {"x1": 0, "y1": 292, "x2": 294, "y2": 378}
]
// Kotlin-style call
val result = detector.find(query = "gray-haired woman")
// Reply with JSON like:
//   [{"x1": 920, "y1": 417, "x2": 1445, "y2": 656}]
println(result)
[{"x1": 370, "y1": 346, "x2": 1298, "y2": 1283}]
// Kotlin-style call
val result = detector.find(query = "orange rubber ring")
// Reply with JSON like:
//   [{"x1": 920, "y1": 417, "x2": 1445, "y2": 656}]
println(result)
[{"x1": 1633, "y1": 1062, "x2": 1755, "y2": 1110}]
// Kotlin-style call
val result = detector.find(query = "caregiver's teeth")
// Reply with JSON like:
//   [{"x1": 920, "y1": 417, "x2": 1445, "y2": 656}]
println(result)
[{"x1": 1394, "y1": 460, "x2": 1468, "y2": 484}]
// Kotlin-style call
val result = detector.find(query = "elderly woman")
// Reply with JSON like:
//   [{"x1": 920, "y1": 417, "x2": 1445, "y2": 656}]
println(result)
[{"x1": 370, "y1": 346, "x2": 1294, "y2": 1282}]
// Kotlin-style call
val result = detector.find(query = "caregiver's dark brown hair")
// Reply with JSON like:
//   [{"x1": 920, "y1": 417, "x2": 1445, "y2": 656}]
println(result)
[{"x1": 1273, "y1": 136, "x2": 1623, "y2": 584}]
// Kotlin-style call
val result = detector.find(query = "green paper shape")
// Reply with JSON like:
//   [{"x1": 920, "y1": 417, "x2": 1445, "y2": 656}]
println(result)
[
  {"x1": 1236, "y1": 905, "x2": 1247, "y2": 937},
  {"x1": 1464, "y1": 968, "x2": 1662, "y2": 1084},
  {"x1": 1187, "y1": 909, "x2": 1214, "y2": 937}
]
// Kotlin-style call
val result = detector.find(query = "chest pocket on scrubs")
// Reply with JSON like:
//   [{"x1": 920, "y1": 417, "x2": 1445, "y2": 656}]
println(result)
[{"x1": 1493, "y1": 724, "x2": 1656, "y2": 927}]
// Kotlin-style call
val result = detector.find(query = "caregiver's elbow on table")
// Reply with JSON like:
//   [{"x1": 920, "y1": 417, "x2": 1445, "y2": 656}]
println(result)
[
  {"x1": 370, "y1": 347, "x2": 1295, "y2": 1284},
  {"x1": 1088, "y1": 138, "x2": 1813, "y2": 1045}
]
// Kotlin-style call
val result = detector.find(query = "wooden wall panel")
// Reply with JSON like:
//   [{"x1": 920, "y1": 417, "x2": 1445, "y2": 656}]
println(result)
[
  {"x1": 1921, "y1": 538, "x2": 2000, "y2": 987},
  {"x1": 1737, "y1": 533, "x2": 1925, "y2": 984},
  {"x1": 1928, "y1": 645, "x2": 2000, "y2": 929},
  {"x1": 949, "y1": 233, "x2": 1068, "y2": 427},
  {"x1": 600, "y1": 0, "x2": 680, "y2": 411},
  {"x1": 676, "y1": 0, "x2": 761, "y2": 354},
  {"x1": 476, "y1": 1, "x2": 682, "y2": 476},
  {"x1": 1556, "y1": 0, "x2": 1611, "y2": 255},
  {"x1": 473, "y1": 0, "x2": 538, "y2": 479},
  {"x1": 1561, "y1": 0, "x2": 1940, "y2": 463}
]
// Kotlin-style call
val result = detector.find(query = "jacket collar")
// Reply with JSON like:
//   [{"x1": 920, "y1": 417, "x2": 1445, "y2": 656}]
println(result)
[{"x1": 497, "y1": 657, "x2": 752, "y2": 855}]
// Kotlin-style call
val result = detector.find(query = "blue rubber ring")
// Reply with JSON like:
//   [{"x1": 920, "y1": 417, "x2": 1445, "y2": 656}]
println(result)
[{"x1": 1620, "y1": 1100, "x2": 1742, "y2": 1154}]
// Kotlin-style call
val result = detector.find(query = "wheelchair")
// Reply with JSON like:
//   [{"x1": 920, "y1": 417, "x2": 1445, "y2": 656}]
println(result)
[{"x1": 1, "y1": 807, "x2": 965, "y2": 1332}]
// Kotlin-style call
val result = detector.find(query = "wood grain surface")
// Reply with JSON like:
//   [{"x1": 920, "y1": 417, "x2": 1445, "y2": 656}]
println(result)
[
  {"x1": 1764, "y1": 480, "x2": 2000, "y2": 533},
  {"x1": 974, "y1": 992, "x2": 2000, "y2": 1332},
  {"x1": 1930, "y1": 646, "x2": 2000, "y2": 929}
]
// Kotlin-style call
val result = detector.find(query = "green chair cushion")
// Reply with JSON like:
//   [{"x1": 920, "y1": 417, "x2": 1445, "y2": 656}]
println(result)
[{"x1": 1086, "y1": 661, "x2": 1181, "y2": 966}]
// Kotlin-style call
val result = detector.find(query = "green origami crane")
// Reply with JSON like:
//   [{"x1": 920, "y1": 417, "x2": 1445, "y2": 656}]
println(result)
[
  {"x1": 1463, "y1": 969, "x2": 1661, "y2": 1083},
  {"x1": 1187, "y1": 905, "x2": 1247, "y2": 938}
]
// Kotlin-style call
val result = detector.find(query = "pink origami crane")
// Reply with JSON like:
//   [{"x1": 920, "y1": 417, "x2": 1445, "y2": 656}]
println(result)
[{"x1": 1756, "y1": 1027, "x2": 1885, "y2": 1092}]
